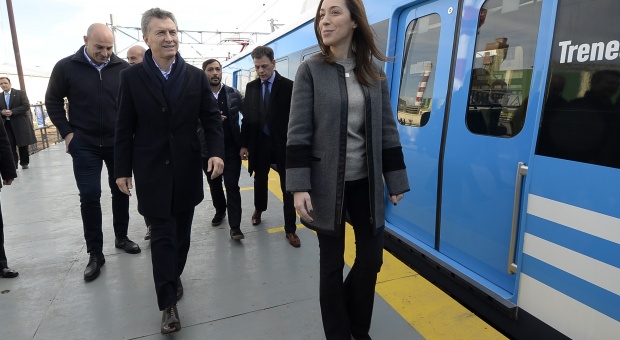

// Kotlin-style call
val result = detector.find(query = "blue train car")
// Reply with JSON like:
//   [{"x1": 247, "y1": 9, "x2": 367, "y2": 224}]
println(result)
[{"x1": 223, "y1": 0, "x2": 620, "y2": 338}]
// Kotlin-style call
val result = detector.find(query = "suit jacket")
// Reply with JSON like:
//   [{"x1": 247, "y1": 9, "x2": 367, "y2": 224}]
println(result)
[
  {"x1": 0, "y1": 89, "x2": 36, "y2": 146},
  {"x1": 114, "y1": 60, "x2": 224, "y2": 219},
  {"x1": 240, "y1": 70, "x2": 293, "y2": 175},
  {"x1": 0, "y1": 121, "x2": 17, "y2": 189}
]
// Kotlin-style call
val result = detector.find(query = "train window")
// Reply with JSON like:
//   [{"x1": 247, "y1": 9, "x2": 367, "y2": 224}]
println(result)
[
  {"x1": 236, "y1": 69, "x2": 254, "y2": 97},
  {"x1": 302, "y1": 47, "x2": 320, "y2": 61},
  {"x1": 465, "y1": 0, "x2": 542, "y2": 137},
  {"x1": 536, "y1": 0, "x2": 620, "y2": 169},
  {"x1": 276, "y1": 57, "x2": 289, "y2": 79},
  {"x1": 397, "y1": 14, "x2": 441, "y2": 127}
]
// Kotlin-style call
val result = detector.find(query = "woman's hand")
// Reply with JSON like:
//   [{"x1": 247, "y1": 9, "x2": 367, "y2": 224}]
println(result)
[
  {"x1": 294, "y1": 192, "x2": 313, "y2": 222},
  {"x1": 389, "y1": 193, "x2": 404, "y2": 206}
]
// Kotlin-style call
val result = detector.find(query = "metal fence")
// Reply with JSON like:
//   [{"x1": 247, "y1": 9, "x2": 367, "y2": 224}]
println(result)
[{"x1": 28, "y1": 103, "x2": 62, "y2": 154}]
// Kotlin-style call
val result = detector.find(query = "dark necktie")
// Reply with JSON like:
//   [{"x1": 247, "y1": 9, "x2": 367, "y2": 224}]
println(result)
[{"x1": 262, "y1": 81, "x2": 270, "y2": 135}]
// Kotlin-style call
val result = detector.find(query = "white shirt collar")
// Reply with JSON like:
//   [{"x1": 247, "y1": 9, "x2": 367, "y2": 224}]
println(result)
[
  {"x1": 212, "y1": 83, "x2": 223, "y2": 98},
  {"x1": 152, "y1": 55, "x2": 176, "y2": 80}
]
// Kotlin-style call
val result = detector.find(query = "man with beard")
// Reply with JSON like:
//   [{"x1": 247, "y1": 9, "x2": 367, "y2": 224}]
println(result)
[
  {"x1": 114, "y1": 8, "x2": 224, "y2": 334},
  {"x1": 200, "y1": 59, "x2": 244, "y2": 240}
]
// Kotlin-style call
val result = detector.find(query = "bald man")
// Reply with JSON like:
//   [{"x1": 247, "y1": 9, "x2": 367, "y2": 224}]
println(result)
[
  {"x1": 46, "y1": 23, "x2": 140, "y2": 282},
  {"x1": 127, "y1": 45, "x2": 146, "y2": 65}
]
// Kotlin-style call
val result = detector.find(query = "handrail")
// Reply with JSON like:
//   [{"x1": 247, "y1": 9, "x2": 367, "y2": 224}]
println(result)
[{"x1": 507, "y1": 162, "x2": 528, "y2": 274}]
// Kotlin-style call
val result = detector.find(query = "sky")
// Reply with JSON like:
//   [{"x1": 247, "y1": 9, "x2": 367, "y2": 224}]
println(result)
[{"x1": 0, "y1": 0, "x2": 317, "y2": 74}]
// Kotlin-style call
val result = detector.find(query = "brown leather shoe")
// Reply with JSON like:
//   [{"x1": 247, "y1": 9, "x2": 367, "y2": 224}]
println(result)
[
  {"x1": 251, "y1": 210, "x2": 262, "y2": 225},
  {"x1": 161, "y1": 305, "x2": 181, "y2": 335},
  {"x1": 285, "y1": 233, "x2": 301, "y2": 248}
]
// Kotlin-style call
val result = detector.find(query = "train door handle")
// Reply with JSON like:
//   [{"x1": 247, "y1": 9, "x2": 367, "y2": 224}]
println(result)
[{"x1": 507, "y1": 162, "x2": 528, "y2": 274}]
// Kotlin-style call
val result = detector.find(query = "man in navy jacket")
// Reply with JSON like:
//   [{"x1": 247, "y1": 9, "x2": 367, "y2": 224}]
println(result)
[{"x1": 45, "y1": 23, "x2": 141, "y2": 283}]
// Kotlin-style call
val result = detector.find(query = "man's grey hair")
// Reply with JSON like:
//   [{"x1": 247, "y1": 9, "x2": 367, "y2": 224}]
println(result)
[
  {"x1": 251, "y1": 46, "x2": 275, "y2": 61},
  {"x1": 141, "y1": 8, "x2": 177, "y2": 36}
]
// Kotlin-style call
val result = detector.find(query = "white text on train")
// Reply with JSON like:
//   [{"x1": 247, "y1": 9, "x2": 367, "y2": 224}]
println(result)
[{"x1": 558, "y1": 40, "x2": 620, "y2": 63}]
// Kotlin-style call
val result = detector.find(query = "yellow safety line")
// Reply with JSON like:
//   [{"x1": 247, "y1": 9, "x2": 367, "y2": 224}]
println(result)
[{"x1": 246, "y1": 161, "x2": 506, "y2": 339}]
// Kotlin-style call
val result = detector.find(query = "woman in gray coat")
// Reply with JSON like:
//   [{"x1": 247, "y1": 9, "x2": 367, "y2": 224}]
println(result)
[{"x1": 286, "y1": 0, "x2": 409, "y2": 338}]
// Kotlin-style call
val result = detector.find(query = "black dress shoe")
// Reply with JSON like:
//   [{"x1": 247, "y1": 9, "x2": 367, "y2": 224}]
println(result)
[
  {"x1": 144, "y1": 226, "x2": 152, "y2": 240},
  {"x1": 115, "y1": 237, "x2": 141, "y2": 254},
  {"x1": 0, "y1": 267, "x2": 19, "y2": 278},
  {"x1": 176, "y1": 277, "x2": 183, "y2": 301},
  {"x1": 84, "y1": 251, "x2": 105, "y2": 281},
  {"x1": 211, "y1": 211, "x2": 226, "y2": 226},
  {"x1": 161, "y1": 305, "x2": 181, "y2": 335},
  {"x1": 230, "y1": 227, "x2": 244, "y2": 240}
]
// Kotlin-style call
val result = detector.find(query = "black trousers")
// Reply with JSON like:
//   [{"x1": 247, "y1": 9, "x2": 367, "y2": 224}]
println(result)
[
  {"x1": 317, "y1": 178, "x2": 383, "y2": 340},
  {"x1": 202, "y1": 145, "x2": 242, "y2": 228},
  {"x1": 69, "y1": 137, "x2": 129, "y2": 253},
  {"x1": 253, "y1": 134, "x2": 296, "y2": 233},
  {"x1": 147, "y1": 207, "x2": 194, "y2": 310},
  {"x1": 0, "y1": 200, "x2": 8, "y2": 269},
  {"x1": 4, "y1": 120, "x2": 29, "y2": 166}
]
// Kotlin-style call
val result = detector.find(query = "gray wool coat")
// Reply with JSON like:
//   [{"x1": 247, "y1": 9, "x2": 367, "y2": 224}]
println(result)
[{"x1": 286, "y1": 55, "x2": 409, "y2": 236}]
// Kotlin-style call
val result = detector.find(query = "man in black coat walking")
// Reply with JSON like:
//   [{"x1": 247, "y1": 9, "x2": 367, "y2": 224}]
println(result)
[
  {"x1": 239, "y1": 46, "x2": 299, "y2": 248},
  {"x1": 0, "y1": 120, "x2": 18, "y2": 278},
  {"x1": 45, "y1": 23, "x2": 140, "y2": 283},
  {"x1": 115, "y1": 8, "x2": 224, "y2": 335},
  {"x1": 201, "y1": 59, "x2": 244, "y2": 240}
]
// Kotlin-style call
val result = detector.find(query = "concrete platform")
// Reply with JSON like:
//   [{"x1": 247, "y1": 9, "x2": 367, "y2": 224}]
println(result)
[{"x1": 0, "y1": 143, "x2": 423, "y2": 339}]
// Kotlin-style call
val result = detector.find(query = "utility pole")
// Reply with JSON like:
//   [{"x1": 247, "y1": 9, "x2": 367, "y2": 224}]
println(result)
[
  {"x1": 5, "y1": 0, "x2": 26, "y2": 91},
  {"x1": 267, "y1": 18, "x2": 283, "y2": 32},
  {"x1": 110, "y1": 14, "x2": 118, "y2": 55}
]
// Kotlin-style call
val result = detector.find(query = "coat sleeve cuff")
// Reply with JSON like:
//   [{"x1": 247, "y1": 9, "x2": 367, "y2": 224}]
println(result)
[
  {"x1": 286, "y1": 167, "x2": 312, "y2": 193},
  {"x1": 384, "y1": 169, "x2": 410, "y2": 195}
]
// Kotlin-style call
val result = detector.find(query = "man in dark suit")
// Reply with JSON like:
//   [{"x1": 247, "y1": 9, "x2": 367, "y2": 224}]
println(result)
[
  {"x1": 115, "y1": 8, "x2": 224, "y2": 335},
  {"x1": 46, "y1": 23, "x2": 140, "y2": 283},
  {"x1": 239, "y1": 46, "x2": 299, "y2": 248},
  {"x1": 0, "y1": 119, "x2": 18, "y2": 278},
  {"x1": 0, "y1": 77, "x2": 37, "y2": 169},
  {"x1": 201, "y1": 59, "x2": 244, "y2": 240}
]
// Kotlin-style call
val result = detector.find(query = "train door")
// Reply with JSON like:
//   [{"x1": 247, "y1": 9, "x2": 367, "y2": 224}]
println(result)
[
  {"x1": 440, "y1": 0, "x2": 543, "y2": 295},
  {"x1": 519, "y1": 0, "x2": 620, "y2": 337},
  {"x1": 386, "y1": 0, "x2": 460, "y2": 248}
]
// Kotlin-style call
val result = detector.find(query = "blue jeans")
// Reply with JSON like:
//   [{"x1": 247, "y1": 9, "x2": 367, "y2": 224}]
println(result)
[{"x1": 69, "y1": 136, "x2": 129, "y2": 253}]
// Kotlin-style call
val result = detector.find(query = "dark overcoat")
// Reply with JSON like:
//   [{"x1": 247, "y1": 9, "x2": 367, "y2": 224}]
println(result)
[
  {"x1": 240, "y1": 70, "x2": 293, "y2": 175},
  {"x1": 0, "y1": 89, "x2": 36, "y2": 146},
  {"x1": 114, "y1": 61, "x2": 224, "y2": 219},
  {"x1": 286, "y1": 56, "x2": 410, "y2": 236},
  {"x1": 0, "y1": 121, "x2": 17, "y2": 189}
]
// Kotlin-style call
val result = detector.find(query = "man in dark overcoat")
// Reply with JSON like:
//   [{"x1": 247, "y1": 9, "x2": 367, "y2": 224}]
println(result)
[
  {"x1": 0, "y1": 119, "x2": 18, "y2": 278},
  {"x1": 114, "y1": 7, "x2": 224, "y2": 335},
  {"x1": 0, "y1": 77, "x2": 36, "y2": 169},
  {"x1": 239, "y1": 46, "x2": 299, "y2": 247}
]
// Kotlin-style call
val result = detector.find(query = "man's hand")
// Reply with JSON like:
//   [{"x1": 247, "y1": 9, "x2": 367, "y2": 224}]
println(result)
[
  {"x1": 207, "y1": 157, "x2": 224, "y2": 179},
  {"x1": 294, "y1": 192, "x2": 313, "y2": 223},
  {"x1": 220, "y1": 111, "x2": 227, "y2": 121},
  {"x1": 116, "y1": 177, "x2": 133, "y2": 196},
  {"x1": 1, "y1": 109, "x2": 12, "y2": 116},
  {"x1": 240, "y1": 147, "x2": 249, "y2": 160},
  {"x1": 64, "y1": 132, "x2": 74, "y2": 154},
  {"x1": 3, "y1": 178, "x2": 14, "y2": 186},
  {"x1": 388, "y1": 193, "x2": 404, "y2": 206}
]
